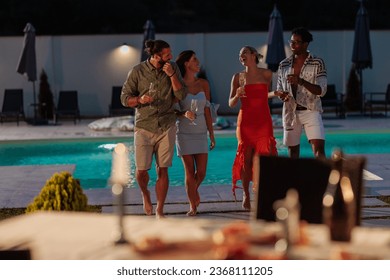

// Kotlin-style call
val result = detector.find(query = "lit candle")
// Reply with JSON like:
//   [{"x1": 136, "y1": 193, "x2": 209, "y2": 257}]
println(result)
[
  {"x1": 110, "y1": 143, "x2": 130, "y2": 245},
  {"x1": 110, "y1": 143, "x2": 130, "y2": 186}
]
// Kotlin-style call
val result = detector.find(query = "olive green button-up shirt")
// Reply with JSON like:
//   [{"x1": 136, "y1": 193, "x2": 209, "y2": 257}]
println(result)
[{"x1": 120, "y1": 60, "x2": 186, "y2": 133}]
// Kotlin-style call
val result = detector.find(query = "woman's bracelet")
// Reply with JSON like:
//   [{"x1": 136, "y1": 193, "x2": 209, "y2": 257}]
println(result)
[{"x1": 168, "y1": 70, "x2": 176, "y2": 78}]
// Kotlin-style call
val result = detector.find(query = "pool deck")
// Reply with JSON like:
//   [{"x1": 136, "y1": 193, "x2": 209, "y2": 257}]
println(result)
[{"x1": 1, "y1": 114, "x2": 390, "y2": 227}]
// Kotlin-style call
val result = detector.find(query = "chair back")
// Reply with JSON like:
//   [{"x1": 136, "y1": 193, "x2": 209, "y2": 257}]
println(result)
[
  {"x1": 254, "y1": 156, "x2": 332, "y2": 224},
  {"x1": 2, "y1": 89, "x2": 24, "y2": 113},
  {"x1": 254, "y1": 155, "x2": 365, "y2": 225},
  {"x1": 111, "y1": 86, "x2": 123, "y2": 109},
  {"x1": 57, "y1": 91, "x2": 79, "y2": 111},
  {"x1": 109, "y1": 86, "x2": 134, "y2": 116},
  {"x1": 386, "y1": 84, "x2": 390, "y2": 103},
  {"x1": 323, "y1": 84, "x2": 337, "y2": 100}
]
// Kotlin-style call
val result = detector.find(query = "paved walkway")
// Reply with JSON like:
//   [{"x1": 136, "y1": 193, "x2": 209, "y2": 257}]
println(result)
[{"x1": 0, "y1": 115, "x2": 389, "y2": 227}]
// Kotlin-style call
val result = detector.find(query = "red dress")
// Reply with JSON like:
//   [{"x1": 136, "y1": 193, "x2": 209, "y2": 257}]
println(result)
[{"x1": 232, "y1": 83, "x2": 277, "y2": 197}]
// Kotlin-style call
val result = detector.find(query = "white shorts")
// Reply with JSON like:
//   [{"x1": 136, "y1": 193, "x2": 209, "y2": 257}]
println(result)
[{"x1": 283, "y1": 110, "x2": 325, "y2": 147}]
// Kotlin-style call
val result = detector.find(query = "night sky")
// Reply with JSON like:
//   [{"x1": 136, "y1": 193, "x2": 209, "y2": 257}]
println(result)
[{"x1": 0, "y1": 0, "x2": 388, "y2": 36}]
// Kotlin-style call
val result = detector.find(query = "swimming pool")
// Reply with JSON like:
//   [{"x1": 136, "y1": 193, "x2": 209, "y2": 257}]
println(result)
[{"x1": 0, "y1": 131, "x2": 389, "y2": 189}]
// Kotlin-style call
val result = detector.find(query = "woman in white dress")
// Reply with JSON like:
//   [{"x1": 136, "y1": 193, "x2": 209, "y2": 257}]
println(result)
[{"x1": 175, "y1": 50, "x2": 216, "y2": 216}]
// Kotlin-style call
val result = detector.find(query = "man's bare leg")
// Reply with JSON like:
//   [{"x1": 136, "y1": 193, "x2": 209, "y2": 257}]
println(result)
[
  {"x1": 136, "y1": 169, "x2": 153, "y2": 215},
  {"x1": 288, "y1": 144, "x2": 300, "y2": 158},
  {"x1": 155, "y1": 167, "x2": 169, "y2": 219},
  {"x1": 310, "y1": 139, "x2": 325, "y2": 158}
]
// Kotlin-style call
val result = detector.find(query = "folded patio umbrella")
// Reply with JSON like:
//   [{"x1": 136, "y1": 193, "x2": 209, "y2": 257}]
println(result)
[
  {"x1": 265, "y1": 5, "x2": 286, "y2": 72},
  {"x1": 352, "y1": 0, "x2": 373, "y2": 113},
  {"x1": 16, "y1": 23, "x2": 39, "y2": 123},
  {"x1": 141, "y1": 20, "x2": 155, "y2": 62},
  {"x1": 17, "y1": 23, "x2": 37, "y2": 82}
]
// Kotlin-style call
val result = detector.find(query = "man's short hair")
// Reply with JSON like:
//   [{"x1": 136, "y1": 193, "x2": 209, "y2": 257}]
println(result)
[{"x1": 292, "y1": 27, "x2": 313, "y2": 43}]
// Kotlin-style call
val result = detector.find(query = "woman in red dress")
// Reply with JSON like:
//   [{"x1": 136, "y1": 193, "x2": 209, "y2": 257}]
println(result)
[{"x1": 228, "y1": 46, "x2": 278, "y2": 210}]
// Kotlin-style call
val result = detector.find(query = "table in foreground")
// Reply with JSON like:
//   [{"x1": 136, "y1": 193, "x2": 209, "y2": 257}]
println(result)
[{"x1": 0, "y1": 212, "x2": 389, "y2": 260}]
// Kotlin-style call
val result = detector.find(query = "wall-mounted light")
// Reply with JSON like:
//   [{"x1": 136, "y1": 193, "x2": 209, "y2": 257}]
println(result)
[{"x1": 119, "y1": 43, "x2": 130, "y2": 54}]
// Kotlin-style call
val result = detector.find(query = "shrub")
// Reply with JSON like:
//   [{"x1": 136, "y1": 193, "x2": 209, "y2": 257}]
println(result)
[
  {"x1": 26, "y1": 171, "x2": 88, "y2": 213},
  {"x1": 38, "y1": 69, "x2": 55, "y2": 120}
]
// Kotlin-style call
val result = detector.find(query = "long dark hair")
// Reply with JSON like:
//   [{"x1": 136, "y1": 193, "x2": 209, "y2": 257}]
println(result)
[
  {"x1": 175, "y1": 50, "x2": 195, "y2": 77},
  {"x1": 144, "y1": 39, "x2": 170, "y2": 56}
]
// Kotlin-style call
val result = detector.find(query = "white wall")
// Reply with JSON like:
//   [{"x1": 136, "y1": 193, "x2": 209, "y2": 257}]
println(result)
[{"x1": 0, "y1": 30, "x2": 388, "y2": 117}]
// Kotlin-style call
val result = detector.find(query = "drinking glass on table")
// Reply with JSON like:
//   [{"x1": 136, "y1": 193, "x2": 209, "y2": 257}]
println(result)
[
  {"x1": 238, "y1": 72, "x2": 247, "y2": 98},
  {"x1": 189, "y1": 99, "x2": 198, "y2": 125}
]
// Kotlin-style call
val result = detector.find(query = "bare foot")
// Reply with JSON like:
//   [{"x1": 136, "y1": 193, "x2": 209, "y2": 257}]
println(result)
[
  {"x1": 195, "y1": 190, "x2": 200, "y2": 207},
  {"x1": 142, "y1": 190, "x2": 153, "y2": 215},
  {"x1": 155, "y1": 212, "x2": 165, "y2": 220},
  {"x1": 242, "y1": 192, "x2": 251, "y2": 211},
  {"x1": 155, "y1": 203, "x2": 165, "y2": 219},
  {"x1": 186, "y1": 208, "x2": 197, "y2": 217}
]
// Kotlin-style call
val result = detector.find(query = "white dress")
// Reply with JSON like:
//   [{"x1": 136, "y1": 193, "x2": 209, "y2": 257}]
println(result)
[{"x1": 175, "y1": 92, "x2": 210, "y2": 156}]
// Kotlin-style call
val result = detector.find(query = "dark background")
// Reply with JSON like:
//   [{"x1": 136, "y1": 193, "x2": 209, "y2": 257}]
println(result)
[{"x1": 0, "y1": 0, "x2": 388, "y2": 36}]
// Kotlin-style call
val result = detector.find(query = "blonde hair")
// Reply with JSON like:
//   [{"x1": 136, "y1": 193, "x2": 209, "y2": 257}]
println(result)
[{"x1": 243, "y1": 45, "x2": 263, "y2": 64}]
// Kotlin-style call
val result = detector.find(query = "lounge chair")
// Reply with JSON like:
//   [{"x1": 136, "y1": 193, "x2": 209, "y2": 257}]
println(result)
[
  {"x1": 322, "y1": 84, "x2": 345, "y2": 118},
  {"x1": 108, "y1": 86, "x2": 134, "y2": 117},
  {"x1": 364, "y1": 84, "x2": 390, "y2": 117},
  {"x1": 55, "y1": 90, "x2": 80, "y2": 124},
  {"x1": 0, "y1": 89, "x2": 25, "y2": 126}
]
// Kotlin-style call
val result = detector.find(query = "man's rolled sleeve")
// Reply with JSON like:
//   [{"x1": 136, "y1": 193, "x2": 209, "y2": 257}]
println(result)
[{"x1": 121, "y1": 70, "x2": 139, "y2": 107}]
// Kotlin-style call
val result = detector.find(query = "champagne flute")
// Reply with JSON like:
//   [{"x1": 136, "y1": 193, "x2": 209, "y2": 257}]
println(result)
[
  {"x1": 189, "y1": 99, "x2": 198, "y2": 125},
  {"x1": 148, "y1": 82, "x2": 156, "y2": 108},
  {"x1": 287, "y1": 68, "x2": 294, "y2": 95},
  {"x1": 239, "y1": 72, "x2": 247, "y2": 97}
]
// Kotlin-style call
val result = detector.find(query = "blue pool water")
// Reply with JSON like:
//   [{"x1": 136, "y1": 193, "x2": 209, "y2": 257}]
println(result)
[{"x1": 0, "y1": 131, "x2": 389, "y2": 189}]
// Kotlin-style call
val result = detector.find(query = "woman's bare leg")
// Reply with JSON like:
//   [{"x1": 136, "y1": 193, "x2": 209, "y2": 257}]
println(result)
[
  {"x1": 181, "y1": 155, "x2": 198, "y2": 216},
  {"x1": 241, "y1": 147, "x2": 254, "y2": 210}
]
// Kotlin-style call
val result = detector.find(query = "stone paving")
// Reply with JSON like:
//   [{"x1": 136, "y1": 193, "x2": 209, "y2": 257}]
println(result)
[{"x1": 0, "y1": 115, "x2": 389, "y2": 227}]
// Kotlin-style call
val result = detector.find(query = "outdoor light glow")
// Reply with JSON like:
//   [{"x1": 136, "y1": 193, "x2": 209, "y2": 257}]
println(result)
[{"x1": 120, "y1": 43, "x2": 130, "y2": 54}]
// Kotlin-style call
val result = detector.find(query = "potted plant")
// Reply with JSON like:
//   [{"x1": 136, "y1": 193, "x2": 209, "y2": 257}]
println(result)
[
  {"x1": 26, "y1": 171, "x2": 88, "y2": 213},
  {"x1": 38, "y1": 69, "x2": 55, "y2": 121}
]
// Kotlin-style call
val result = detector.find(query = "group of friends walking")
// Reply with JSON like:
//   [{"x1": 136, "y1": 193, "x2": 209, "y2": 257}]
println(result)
[{"x1": 120, "y1": 27, "x2": 327, "y2": 219}]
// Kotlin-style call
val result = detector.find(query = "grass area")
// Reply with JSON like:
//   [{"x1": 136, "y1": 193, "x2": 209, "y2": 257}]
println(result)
[{"x1": 0, "y1": 205, "x2": 102, "y2": 222}]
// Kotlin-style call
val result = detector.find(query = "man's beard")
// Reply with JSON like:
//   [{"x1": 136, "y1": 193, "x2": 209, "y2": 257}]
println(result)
[{"x1": 158, "y1": 58, "x2": 168, "y2": 66}]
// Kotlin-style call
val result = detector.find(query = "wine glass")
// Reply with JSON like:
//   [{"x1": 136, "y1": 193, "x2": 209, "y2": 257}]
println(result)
[
  {"x1": 148, "y1": 82, "x2": 157, "y2": 108},
  {"x1": 189, "y1": 99, "x2": 198, "y2": 125},
  {"x1": 287, "y1": 68, "x2": 294, "y2": 94},
  {"x1": 239, "y1": 72, "x2": 247, "y2": 97}
]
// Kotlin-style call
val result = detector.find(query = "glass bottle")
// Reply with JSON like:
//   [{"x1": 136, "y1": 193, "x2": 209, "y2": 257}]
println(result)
[{"x1": 322, "y1": 149, "x2": 356, "y2": 242}]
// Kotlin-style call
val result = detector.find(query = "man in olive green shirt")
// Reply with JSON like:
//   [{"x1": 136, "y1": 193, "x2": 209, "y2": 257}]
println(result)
[{"x1": 121, "y1": 40, "x2": 186, "y2": 219}]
